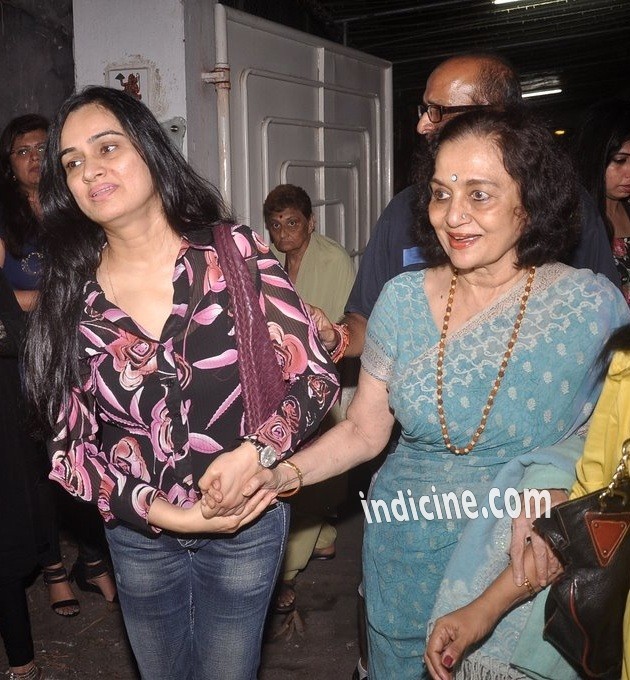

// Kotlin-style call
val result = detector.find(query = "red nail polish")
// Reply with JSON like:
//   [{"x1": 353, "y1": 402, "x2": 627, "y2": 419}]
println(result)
[{"x1": 443, "y1": 654, "x2": 454, "y2": 668}]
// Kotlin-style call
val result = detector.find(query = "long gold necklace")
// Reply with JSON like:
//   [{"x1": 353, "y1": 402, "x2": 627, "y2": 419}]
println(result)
[{"x1": 436, "y1": 266, "x2": 536, "y2": 455}]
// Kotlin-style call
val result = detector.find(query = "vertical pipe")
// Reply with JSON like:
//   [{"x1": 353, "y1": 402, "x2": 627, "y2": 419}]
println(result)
[
  {"x1": 213, "y1": 3, "x2": 232, "y2": 205},
  {"x1": 381, "y1": 65, "x2": 393, "y2": 211},
  {"x1": 317, "y1": 47, "x2": 326, "y2": 236}
]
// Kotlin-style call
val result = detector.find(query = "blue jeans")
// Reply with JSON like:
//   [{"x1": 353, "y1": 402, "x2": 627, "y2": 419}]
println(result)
[{"x1": 105, "y1": 502, "x2": 289, "y2": 680}]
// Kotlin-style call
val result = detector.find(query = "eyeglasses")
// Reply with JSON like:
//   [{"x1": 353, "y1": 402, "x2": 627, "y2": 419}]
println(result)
[
  {"x1": 10, "y1": 143, "x2": 46, "y2": 159},
  {"x1": 417, "y1": 104, "x2": 489, "y2": 124}
]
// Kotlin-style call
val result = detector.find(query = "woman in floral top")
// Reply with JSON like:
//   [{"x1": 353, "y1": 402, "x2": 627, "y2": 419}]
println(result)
[
  {"x1": 24, "y1": 86, "x2": 339, "y2": 680},
  {"x1": 576, "y1": 99, "x2": 630, "y2": 304}
]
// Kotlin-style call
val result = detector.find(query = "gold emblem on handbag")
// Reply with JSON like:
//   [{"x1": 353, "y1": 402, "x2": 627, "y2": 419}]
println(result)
[{"x1": 534, "y1": 439, "x2": 630, "y2": 679}]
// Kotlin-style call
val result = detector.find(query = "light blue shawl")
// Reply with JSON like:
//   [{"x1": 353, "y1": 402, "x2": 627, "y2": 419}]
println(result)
[{"x1": 428, "y1": 435, "x2": 586, "y2": 679}]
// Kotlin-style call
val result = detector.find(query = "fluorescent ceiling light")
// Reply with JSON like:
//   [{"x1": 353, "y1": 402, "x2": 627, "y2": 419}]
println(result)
[
  {"x1": 494, "y1": 0, "x2": 566, "y2": 5},
  {"x1": 522, "y1": 88, "x2": 562, "y2": 98}
]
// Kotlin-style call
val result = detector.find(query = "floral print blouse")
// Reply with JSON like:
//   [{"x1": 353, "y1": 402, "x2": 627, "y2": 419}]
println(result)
[
  {"x1": 48, "y1": 225, "x2": 340, "y2": 530},
  {"x1": 612, "y1": 237, "x2": 630, "y2": 304},
  {"x1": 611, "y1": 201, "x2": 630, "y2": 305}
]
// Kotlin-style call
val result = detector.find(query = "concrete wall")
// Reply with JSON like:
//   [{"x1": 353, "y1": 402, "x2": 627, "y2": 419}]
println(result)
[
  {"x1": 0, "y1": 0, "x2": 74, "y2": 132},
  {"x1": 73, "y1": 0, "x2": 190, "y2": 154},
  {"x1": 72, "y1": 0, "x2": 223, "y2": 180}
]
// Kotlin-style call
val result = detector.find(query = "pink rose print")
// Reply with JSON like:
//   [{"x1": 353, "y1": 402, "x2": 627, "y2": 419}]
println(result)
[
  {"x1": 57, "y1": 224, "x2": 341, "y2": 529},
  {"x1": 110, "y1": 437, "x2": 150, "y2": 481},
  {"x1": 613, "y1": 238, "x2": 628, "y2": 258},
  {"x1": 97, "y1": 475, "x2": 116, "y2": 523},
  {"x1": 62, "y1": 388, "x2": 93, "y2": 437},
  {"x1": 174, "y1": 352, "x2": 193, "y2": 389},
  {"x1": 150, "y1": 399, "x2": 174, "y2": 461},
  {"x1": 307, "y1": 375, "x2": 331, "y2": 408},
  {"x1": 278, "y1": 335, "x2": 308, "y2": 377},
  {"x1": 267, "y1": 322, "x2": 284, "y2": 345},
  {"x1": 167, "y1": 484, "x2": 199, "y2": 507},
  {"x1": 131, "y1": 485, "x2": 161, "y2": 522},
  {"x1": 204, "y1": 249, "x2": 227, "y2": 294},
  {"x1": 110, "y1": 331, "x2": 158, "y2": 390},
  {"x1": 280, "y1": 395, "x2": 302, "y2": 432},
  {"x1": 257, "y1": 414, "x2": 293, "y2": 452},
  {"x1": 251, "y1": 230, "x2": 270, "y2": 254},
  {"x1": 267, "y1": 322, "x2": 308, "y2": 377},
  {"x1": 233, "y1": 229, "x2": 255, "y2": 258},
  {"x1": 50, "y1": 443, "x2": 99, "y2": 500}
]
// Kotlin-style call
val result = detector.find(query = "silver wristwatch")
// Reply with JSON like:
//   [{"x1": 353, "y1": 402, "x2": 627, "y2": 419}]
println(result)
[{"x1": 242, "y1": 435, "x2": 280, "y2": 468}]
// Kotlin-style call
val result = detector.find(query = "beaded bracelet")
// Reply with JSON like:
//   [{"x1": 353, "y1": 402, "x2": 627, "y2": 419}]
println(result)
[
  {"x1": 329, "y1": 323, "x2": 350, "y2": 362},
  {"x1": 277, "y1": 459, "x2": 303, "y2": 498}
]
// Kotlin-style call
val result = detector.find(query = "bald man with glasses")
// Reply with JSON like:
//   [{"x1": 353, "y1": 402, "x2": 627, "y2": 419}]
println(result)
[{"x1": 315, "y1": 52, "x2": 619, "y2": 364}]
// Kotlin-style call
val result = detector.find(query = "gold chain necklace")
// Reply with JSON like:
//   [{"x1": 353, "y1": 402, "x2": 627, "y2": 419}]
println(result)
[
  {"x1": 436, "y1": 265, "x2": 536, "y2": 455},
  {"x1": 105, "y1": 248, "x2": 120, "y2": 307}
]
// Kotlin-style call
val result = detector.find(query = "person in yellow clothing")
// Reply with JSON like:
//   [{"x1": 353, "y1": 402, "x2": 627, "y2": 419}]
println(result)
[
  {"x1": 424, "y1": 333, "x2": 630, "y2": 680},
  {"x1": 265, "y1": 183, "x2": 355, "y2": 322},
  {"x1": 264, "y1": 183, "x2": 356, "y2": 614},
  {"x1": 570, "y1": 344, "x2": 630, "y2": 680}
]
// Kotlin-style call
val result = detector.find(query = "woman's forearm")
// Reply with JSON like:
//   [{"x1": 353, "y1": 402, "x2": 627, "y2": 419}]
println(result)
[
  {"x1": 148, "y1": 493, "x2": 277, "y2": 534},
  {"x1": 147, "y1": 498, "x2": 187, "y2": 532},
  {"x1": 425, "y1": 544, "x2": 548, "y2": 678},
  {"x1": 288, "y1": 417, "x2": 387, "y2": 487},
  {"x1": 279, "y1": 370, "x2": 394, "y2": 490},
  {"x1": 478, "y1": 546, "x2": 545, "y2": 620},
  {"x1": 236, "y1": 368, "x2": 394, "y2": 500}
]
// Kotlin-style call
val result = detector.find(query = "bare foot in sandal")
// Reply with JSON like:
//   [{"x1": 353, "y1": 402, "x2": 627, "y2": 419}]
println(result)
[
  {"x1": 42, "y1": 562, "x2": 80, "y2": 617},
  {"x1": 71, "y1": 558, "x2": 119, "y2": 609}
]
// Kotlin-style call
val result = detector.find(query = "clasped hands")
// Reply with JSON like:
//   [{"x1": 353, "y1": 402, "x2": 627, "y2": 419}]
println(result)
[
  {"x1": 195, "y1": 442, "x2": 296, "y2": 530},
  {"x1": 197, "y1": 442, "x2": 278, "y2": 517},
  {"x1": 147, "y1": 442, "x2": 286, "y2": 535}
]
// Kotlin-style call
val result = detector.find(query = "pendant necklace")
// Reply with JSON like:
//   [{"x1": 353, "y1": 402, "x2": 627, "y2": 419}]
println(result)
[{"x1": 105, "y1": 248, "x2": 120, "y2": 308}]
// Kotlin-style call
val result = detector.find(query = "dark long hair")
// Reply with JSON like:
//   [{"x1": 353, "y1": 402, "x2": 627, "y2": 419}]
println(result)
[
  {"x1": 0, "y1": 114, "x2": 49, "y2": 257},
  {"x1": 574, "y1": 99, "x2": 630, "y2": 242},
  {"x1": 415, "y1": 107, "x2": 580, "y2": 267},
  {"x1": 597, "y1": 323, "x2": 630, "y2": 377},
  {"x1": 25, "y1": 86, "x2": 232, "y2": 432}
]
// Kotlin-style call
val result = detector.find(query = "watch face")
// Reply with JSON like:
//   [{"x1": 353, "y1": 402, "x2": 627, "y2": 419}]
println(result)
[{"x1": 259, "y1": 445, "x2": 278, "y2": 468}]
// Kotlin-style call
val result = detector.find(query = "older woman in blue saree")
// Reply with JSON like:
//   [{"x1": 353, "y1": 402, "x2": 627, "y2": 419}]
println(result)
[{"x1": 203, "y1": 108, "x2": 630, "y2": 679}]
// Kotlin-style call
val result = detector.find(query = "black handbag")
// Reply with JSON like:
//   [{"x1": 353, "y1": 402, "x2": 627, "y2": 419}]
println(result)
[{"x1": 533, "y1": 440, "x2": 630, "y2": 679}]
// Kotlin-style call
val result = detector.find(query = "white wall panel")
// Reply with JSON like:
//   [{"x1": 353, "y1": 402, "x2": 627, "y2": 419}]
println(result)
[{"x1": 221, "y1": 6, "x2": 392, "y2": 263}]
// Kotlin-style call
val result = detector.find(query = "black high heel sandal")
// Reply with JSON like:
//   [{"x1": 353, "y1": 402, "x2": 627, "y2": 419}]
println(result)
[
  {"x1": 42, "y1": 564, "x2": 80, "y2": 617},
  {"x1": 70, "y1": 559, "x2": 119, "y2": 610},
  {"x1": 8, "y1": 663, "x2": 42, "y2": 680}
]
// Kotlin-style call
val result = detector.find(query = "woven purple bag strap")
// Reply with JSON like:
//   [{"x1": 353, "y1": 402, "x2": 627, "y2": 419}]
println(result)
[{"x1": 213, "y1": 223, "x2": 288, "y2": 432}]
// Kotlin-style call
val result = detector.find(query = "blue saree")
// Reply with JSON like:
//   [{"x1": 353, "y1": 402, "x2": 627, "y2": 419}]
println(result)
[{"x1": 361, "y1": 263, "x2": 630, "y2": 680}]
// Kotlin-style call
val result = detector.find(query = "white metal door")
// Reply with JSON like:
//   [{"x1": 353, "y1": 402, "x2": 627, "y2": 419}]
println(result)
[{"x1": 209, "y1": 4, "x2": 392, "y2": 263}]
